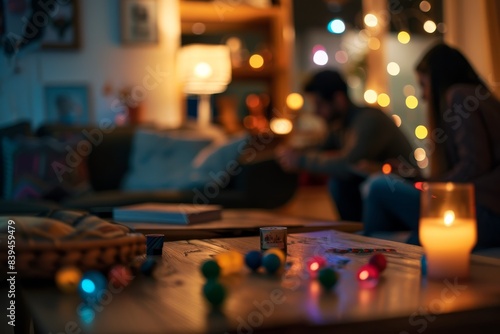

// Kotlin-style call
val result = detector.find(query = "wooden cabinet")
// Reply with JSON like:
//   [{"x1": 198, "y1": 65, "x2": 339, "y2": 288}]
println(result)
[{"x1": 179, "y1": 0, "x2": 295, "y2": 122}]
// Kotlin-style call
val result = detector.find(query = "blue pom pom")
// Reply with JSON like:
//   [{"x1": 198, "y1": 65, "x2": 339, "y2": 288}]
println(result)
[
  {"x1": 421, "y1": 255, "x2": 427, "y2": 276},
  {"x1": 245, "y1": 250, "x2": 262, "y2": 271},
  {"x1": 262, "y1": 253, "x2": 281, "y2": 275}
]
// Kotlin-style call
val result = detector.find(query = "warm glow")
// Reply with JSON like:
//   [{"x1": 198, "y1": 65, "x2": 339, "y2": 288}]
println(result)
[
  {"x1": 398, "y1": 31, "x2": 411, "y2": 44},
  {"x1": 406, "y1": 95, "x2": 419, "y2": 109},
  {"x1": 423, "y1": 20, "x2": 437, "y2": 33},
  {"x1": 364, "y1": 90, "x2": 378, "y2": 104},
  {"x1": 194, "y1": 62, "x2": 212, "y2": 78},
  {"x1": 403, "y1": 85, "x2": 415, "y2": 96},
  {"x1": 437, "y1": 22, "x2": 447, "y2": 33},
  {"x1": 377, "y1": 93, "x2": 390, "y2": 107},
  {"x1": 226, "y1": 37, "x2": 242, "y2": 51},
  {"x1": 364, "y1": 14, "x2": 378, "y2": 27},
  {"x1": 359, "y1": 270, "x2": 370, "y2": 281},
  {"x1": 328, "y1": 19, "x2": 345, "y2": 34},
  {"x1": 414, "y1": 148, "x2": 426, "y2": 162},
  {"x1": 387, "y1": 62, "x2": 400, "y2": 76},
  {"x1": 347, "y1": 76, "x2": 361, "y2": 89},
  {"x1": 444, "y1": 210, "x2": 455, "y2": 227},
  {"x1": 392, "y1": 114, "x2": 402, "y2": 127},
  {"x1": 415, "y1": 125, "x2": 428, "y2": 139},
  {"x1": 382, "y1": 163, "x2": 392, "y2": 174},
  {"x1": 368, "y1": 37, "x2": 380, "y2": 50},
  {"x1": 420, "y1": 1, "x2": 431, "y2": 12},
  {"x1": 286, "y1": 93, "x2": 304, "y2": 110},
  {"x1": 249, "y1": 54, "x2": 264, "y2": 69},
  {"x1": 270, "y1": 118, "x2": 293, "y2": 135},
  {"x1": 309, "y1": 262, "x2": 320, "y2": 272},
  {"x1": 246, "y1": 94, "x2": 261, "y2": 109},
  {"x1": 313, "y1": 50, "x2": 329, "y2": 65},
  {"x1": 335, "y1": 50, "x2": 348, "y2": 64}
]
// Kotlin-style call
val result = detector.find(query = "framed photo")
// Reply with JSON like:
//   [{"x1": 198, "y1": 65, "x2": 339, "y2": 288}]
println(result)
[
  {"x1": 44, "y1": 85, "x2": 91, "y2": 125},
  {"x1": 41, "y1": 0, "x2": 80, "y2": 49},
  {"x1": 120, "y1": 0, "x2": 158, "y2": 44}
]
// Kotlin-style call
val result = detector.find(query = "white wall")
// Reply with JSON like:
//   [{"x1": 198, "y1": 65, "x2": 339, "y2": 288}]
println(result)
[{"x1": 0, "y1": 0, "x2": 181, "y2": 129}]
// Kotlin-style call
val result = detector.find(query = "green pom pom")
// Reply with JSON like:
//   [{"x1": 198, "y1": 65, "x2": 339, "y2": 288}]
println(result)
[
  {"x1": 201, "y1": 260, "x2": 220, "y2": 279},
  {"x1": 202, "y1": 280, "x2": 226, "y2": 306},
  {"x1": 318, "y1": 267, "x2": 338, "y2": 290}
]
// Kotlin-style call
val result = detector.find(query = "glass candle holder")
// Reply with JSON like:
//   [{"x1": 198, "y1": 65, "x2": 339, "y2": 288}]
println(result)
[{"x1": 419, "y1": 182, "x2": 477, "y2": 279}]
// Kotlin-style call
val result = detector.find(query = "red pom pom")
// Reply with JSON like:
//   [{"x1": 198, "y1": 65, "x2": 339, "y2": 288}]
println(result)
[{"x1": 369, "y1": 253, "x2": 387, "y2": 272}]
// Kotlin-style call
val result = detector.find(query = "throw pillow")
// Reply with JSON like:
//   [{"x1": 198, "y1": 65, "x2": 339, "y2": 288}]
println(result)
[
  {"x1": 2, "y1": 136, "x2": 91, "y2": 200},
  {"x1": 121, "y1": 129, "x2": 214, "y2": 191},
  {"x1": 189, "y1": 134, "x2": 250, "y2": 188}
]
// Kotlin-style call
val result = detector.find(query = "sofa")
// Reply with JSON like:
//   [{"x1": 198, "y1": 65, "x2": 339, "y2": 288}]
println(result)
[{"x1": 0, "y1": 120, "x2": 298, "y2": 217}]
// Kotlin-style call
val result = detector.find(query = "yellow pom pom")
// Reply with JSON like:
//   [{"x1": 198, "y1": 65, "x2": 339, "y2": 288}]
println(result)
[
  {"x1": 55, "y1": 266, "x2": 83, "y2": 293},
  {"x1": 215, "y1": 251, "x2": 244, "y2": 276}
]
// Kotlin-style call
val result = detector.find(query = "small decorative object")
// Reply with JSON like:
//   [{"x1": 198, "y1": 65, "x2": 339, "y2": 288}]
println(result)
[
  {"x1": 78, "y1": 270, "x2": 107, "y2": 302},
  {"x1": 419, "y1": 183, "x2": 477, "y2": 279},
  {"x1": 264, "y1": 248, "x2": 286, "y2": 264},
  {"x1": 357, "y1": 264, "x2": 380, "y2": 288},
  {"x1": 108, "y1": 265, "x2": 133, "y2": 289},
  {"x1": 120, "y1": 0, "x2": 158, "y2": 44},
  {"x1": 215, "y1": 251, "x2": 244, "y2": 276},
  {"x1": 145, "y1": 234, "x2": 164, "y2": 256},
  {"x1": 317, "y1": 267, "x2": 338, "y2": 290},
  {"x1": 244, "y1": 250, "x2": 263, "y2": 272},
  {"x1": 140, "y1": 258, "x2": 157, "y2": 276},
  {"x1": 368, "y1": 253, "x2": 387, "y2": 273},
  {"x1": 202, "y1": 280, "x2": 226, "y2": 307},
  {"x1": 262, "y1": 253, "x2": 282, "y2": 275},
  {"x1": 44, "y1": 84, "x2": 91, "y2": 125},
  {"x1": 201, "y1": 260, "x2": 221, "y2": 279},
  {"x1": 307, "y1": 255, "x2": 327, "y2": 278},
  {"x1": 260, "y1": 227, "x2": 287, "y2": 253},
  {"x1": 55, "y1": 266, "x2": 82, "y2": 293}
]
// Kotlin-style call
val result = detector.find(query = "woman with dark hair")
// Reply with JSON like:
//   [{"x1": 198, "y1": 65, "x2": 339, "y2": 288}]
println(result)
[{"x1": 361, "y1": 43, "x2": 500, "y2": 250}]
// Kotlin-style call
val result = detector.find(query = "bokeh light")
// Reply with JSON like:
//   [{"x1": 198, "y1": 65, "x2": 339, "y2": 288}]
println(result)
[
  {"x1": 364, "y1": 14, "x2": 378, "y2": 27},
  {"x1": 191, "y1": 22, "x2": 206, "y2": 35},
  {"x1": 194, "y1": 62, "x2": 212, "y2": 79},
  {"x1": 368, "y1": 37, "x2": 380, "y2": 50},
  {"x1": 246, "y1": 94, "x2": 261, "y2": 109},
  {"x1": 423, "y1": 20, "x2": 437, "y2": 33},
  {"x1": 387, "y1": 62, "x2": 400, "y2": 76},
  {"x1": 392, "y1": 114, "x2": 402, "y2": 127},
  {"x1": 286, "y1": 93, "x2": 304, "y2": 110},
  {"x1": 403, "y1": 85, "x2": 416, "y2": 96},
  {"x1": 419, "y1": 1, "x2": 431, "y2": 12},
  {"x1": 382, "y1": 163, "x2": 392, "y2": 174},
  {"x1": 270, "y1": 118, "x2": 293, "y2": 135},
  {"x1": 414, "y1": 148, "x2": 427, "y2": 161},
  {"x1": 313, "y1": 50, "x2": 329, "y2": 65},
  {"x1": 406, "y1": 95, "x2": 419, "y2": 109},
  {"x1": 335, "y1": 50, "x2": 348, "y2": 64},
  {"x1": 226, "y1": 37, "x2": 242, "y2": 51},
  {"x1": 328, "y1": 19, "x2": 345, "y2": 34},
  {"x1": 437, "y1": 22, "x2": 447, "y2": 33},
  {"x1": 398, "y1": 31, "x2": 411, "y2": 44},
  {"x1": 377, "y1": 93, "x2": 391, "y2": 107},
  {"x1": 417, "y1": 157, "x2": 429, "y2": 169},
  {"x1": 249, "y1": 54, "x2": 264, "y2": 69},
  {"x1": 415, "y1": 125, "x2": 428, "y2": 139},
  {"x1": 364, "y1": 90, "x2": 378, "y2": 104}
]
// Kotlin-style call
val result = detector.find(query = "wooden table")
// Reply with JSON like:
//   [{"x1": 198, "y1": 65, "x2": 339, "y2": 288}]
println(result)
[
  {"x1": 120, "y1": 209, "x2": 362, "y2": 240},
  {"x1": 12, "y1": 230, "x2": 500, "y2": 334}
]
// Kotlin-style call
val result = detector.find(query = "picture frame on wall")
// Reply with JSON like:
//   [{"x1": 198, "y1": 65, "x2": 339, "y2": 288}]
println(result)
[
  {"x1": 41, "y1": 0, "x2": 80, "y2": 49},
  {"x1": 120, "y1": 0, "x2": 158, "y2": 44},
  {"x1": 44, "y1": 85, "x2": 91, "y2": 125}
]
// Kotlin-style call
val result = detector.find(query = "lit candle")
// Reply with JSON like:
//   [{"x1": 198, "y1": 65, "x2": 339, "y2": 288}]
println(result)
[{"x1": 419, "y1": 183, "x2": 477, "y2": 279}]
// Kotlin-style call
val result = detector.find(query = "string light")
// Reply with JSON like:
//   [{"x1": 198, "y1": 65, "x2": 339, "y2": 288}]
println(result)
[
  {"x1": 419, "y1": 1, "x2": 431, "y2": 12},
  {"x1": 406, "y1": 96, "x2": 419, "y2": 109},
  {"x1": 415, "y1": 125, "x2": 428, "y2": 139},
  {"x1": 364, "y1": 90, "x2": 378, "y2": 104},
  {"x1": 328, "y1": 19, "x2": 345, "y2": 34},
  {"x1": 377, "y1": 93, "x2": 391, "y2": 107},
  {"x1": 414, "y1": 148, "x2": 427, "y2": 161},
  {"x1": 403, "y1": 85, "x2": 415, "y2": 96},
  {"x1": 313, "y1": 50, "x2": 329, "y2": 65},
  {"x1": 368, "y1": 37, "x2": 380, "y2": 50},
  {"x1": 364, "y1": 14, "x2": 378, "y2": 27},
  {"x1": 270, "y1": 118, "x2": 293, "y2": 135},
  {"x1": 249, "y1": 54, "x2": 264, "y2": 69},
  {"x1": 392, "y1": 114, "x2": 402, "y2": 127},
  {"x1": 387, "y1": 62, "x2": 400, "y2": 76},
  {"x1": 398, "y1": 31, "x2": 411, "y2": 44},
  {"x1": 335, "y1": 50, "x2": 348, "y2": 64},
  {"x1": 286, "y1": 93, "x2": 304, "y2": 110},
  {"x1": 423, "y1": 20, "x2": 437, "y2": 33}
]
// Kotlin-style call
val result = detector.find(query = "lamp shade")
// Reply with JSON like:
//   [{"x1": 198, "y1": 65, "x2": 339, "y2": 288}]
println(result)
[{"x1": 178, "y1": 44, "x2": 232, "y2": 95}]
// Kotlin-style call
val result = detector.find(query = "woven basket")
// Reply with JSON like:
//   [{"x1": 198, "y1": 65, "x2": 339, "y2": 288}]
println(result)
[{"x1": 0, "y1": 233, "x2": 146, "y2": 279}]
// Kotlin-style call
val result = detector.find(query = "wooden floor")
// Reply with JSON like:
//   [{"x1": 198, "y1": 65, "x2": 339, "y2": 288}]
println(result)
[{"x1": 272, "y1": 185, "x2": 340, "y2": 221}]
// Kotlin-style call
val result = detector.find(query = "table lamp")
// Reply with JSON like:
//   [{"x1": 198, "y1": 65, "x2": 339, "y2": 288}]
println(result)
[
  {"x1": 419, "y1": 182, "x2": 477, "y2": 280},
  {"x1": 178, "y1": 44, "x2": 232, "y2": 126}
]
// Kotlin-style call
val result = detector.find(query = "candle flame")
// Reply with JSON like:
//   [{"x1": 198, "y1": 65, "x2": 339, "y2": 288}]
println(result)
[{"x1": 444, "y1": 210, "x2": 455, "y2": 227}]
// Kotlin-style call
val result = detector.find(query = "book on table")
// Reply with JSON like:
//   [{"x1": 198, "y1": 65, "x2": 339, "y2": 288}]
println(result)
[{"x1": 113, "y1": 203, "x2": 222, "y2": 225}]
